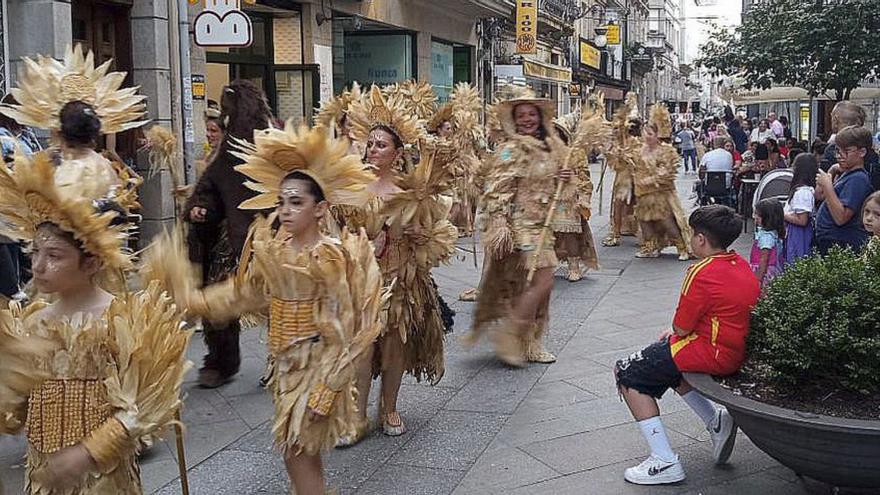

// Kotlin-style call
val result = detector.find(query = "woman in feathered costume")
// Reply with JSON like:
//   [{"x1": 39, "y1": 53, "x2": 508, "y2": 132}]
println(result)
[
  {"x1": 335, "y1": 85, "x2": 456, "y2": 443},
  {"x1": 461, "y1": 89, "x2": 597, "y2": 367},
  {"x1": 0, "y1": 44, "x2": 144, "y2": 215},
  {"x1": 143, "y1": 124, "x2": 384, "y2": 494},
  {"x1": 0, "y1": 129, "x2": 190, "y2": 493},
  {"x1": 551, "y1": 95, "x2": 609, "y2": 282},
  {"x1": 602, "y1": 94, "x2": 642, "y2": 248},
  {"x1": 427, "y1": 83, "x2": 484, "y2": 237},
  {"x1": 632, "y1": 104, "x2": 692, "y2": 260},
  {"x1": 315, "y1": 83, "x2": 363, "y2": 156}
]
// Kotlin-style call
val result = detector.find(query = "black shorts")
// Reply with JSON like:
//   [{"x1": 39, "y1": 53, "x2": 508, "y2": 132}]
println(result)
[{"x1": 614, "y1": 338, "x2": 683, "y2": 399}]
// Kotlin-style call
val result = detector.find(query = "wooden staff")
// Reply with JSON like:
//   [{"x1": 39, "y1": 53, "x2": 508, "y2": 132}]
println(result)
[
  {"x1": 174, "y1": 411, "x2": 190, "y2": 495},
  {"x1": 597, "y1": 157, "x2": 608, "y2": 216}
]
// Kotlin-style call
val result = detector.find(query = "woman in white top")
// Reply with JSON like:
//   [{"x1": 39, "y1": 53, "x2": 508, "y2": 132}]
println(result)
[
  {"x1": 750, "y1": 119, "x2": 776, "y2": 144},
  {"x1": 783, "y1": 154, "x2": 819, "y2": 263}
]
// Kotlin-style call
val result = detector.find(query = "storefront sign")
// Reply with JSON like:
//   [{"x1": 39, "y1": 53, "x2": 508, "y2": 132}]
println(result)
[
  {"x1": 605, "y1": 24, "x2": 621, "y2": 45},
  {"x1": 515, "y1": 1, "x2": 538, "y2": 55},
  {"x1": 315, "y1": 44, "x2": 334, "y2": 104},
  {"x1": 344, "y1": 34, "x2": 413, "y2": 85},
  {"x1": 523, "y1": 59, "x2": 572, "y2": 84},
  {"x1": 194, "y1": 0, "x2": 252, "y2": 47},
  {"x1": 191, "y1": 75, "x2": 206, "y2": 100},
  {"x1": 568, "y1": 83, "x2": 581, "y2": 96},
  {"x1": 595, "y1": 84, "x2": 625, "y2": 101},
  {"x1": 579, "y1": 40, "x2": 601, "y2": 70},
  {"x1": 799, "y1": 103, "x2": 810, "y2": 142}
]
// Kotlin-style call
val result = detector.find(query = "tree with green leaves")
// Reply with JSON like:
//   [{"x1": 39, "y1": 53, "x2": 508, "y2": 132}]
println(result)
[{"x1": 697, "y1": 0, "x2": 880, "y2": 101}]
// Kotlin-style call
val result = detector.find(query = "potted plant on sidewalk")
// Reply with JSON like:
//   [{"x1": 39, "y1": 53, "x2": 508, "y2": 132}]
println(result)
[{"x1": 685, "y1": 247, "x2": 880, "y2": 489}]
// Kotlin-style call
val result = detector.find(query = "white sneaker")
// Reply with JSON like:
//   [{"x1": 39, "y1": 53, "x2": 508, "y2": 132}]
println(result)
[
  {"x1": 624, "y1": 454, "x2": 686, "y2": 485},
  {"x1": 709, "y1": 407, "x2": 737, "y2": 465}
]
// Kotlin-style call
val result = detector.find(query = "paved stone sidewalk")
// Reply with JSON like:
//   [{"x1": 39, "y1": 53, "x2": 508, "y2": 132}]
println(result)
[{"x1": 0, "y1": 166, "x2": 828, "y2": 494}]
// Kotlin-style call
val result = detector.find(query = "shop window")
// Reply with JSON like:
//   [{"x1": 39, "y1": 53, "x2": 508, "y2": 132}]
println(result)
[
  {"x1": 431, "y1": 40, "x2": 454, "y2": 102},
  {"x1": 342, "y1": 33, "x2": 413, "y2": 87}
]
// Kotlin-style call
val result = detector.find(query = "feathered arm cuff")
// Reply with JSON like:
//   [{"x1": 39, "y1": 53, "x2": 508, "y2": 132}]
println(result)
[{"x1": 0, "y1": 304, "x2": 53, "y2": 435}]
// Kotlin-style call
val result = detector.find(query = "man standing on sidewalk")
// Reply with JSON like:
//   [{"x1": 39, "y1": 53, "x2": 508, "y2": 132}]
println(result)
[{"x1": 676, "y1": 123, "x2": 697, "y2": 174}]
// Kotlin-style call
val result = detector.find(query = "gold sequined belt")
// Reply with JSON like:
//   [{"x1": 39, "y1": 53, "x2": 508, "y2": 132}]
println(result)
[
  {"x1": 269, "y1": 298, "x2": 319, "y2": 355},
  {"x1": 26, "y1": 379, "x2": 112, "y2": 454}
]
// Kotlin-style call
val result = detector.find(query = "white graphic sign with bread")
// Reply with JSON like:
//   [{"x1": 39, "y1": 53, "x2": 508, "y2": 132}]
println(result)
[{"x1": 194, "y1": 0, "x2": 253, "y2": 47}]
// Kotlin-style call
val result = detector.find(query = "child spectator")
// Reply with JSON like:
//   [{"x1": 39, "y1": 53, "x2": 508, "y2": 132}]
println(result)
[
  {"x1": 750, "y1": 198, "x2": 786, "y2": 288},
  {"x1": 784, "y1": 154, "x2": 818, "y2": 263},
  {"x1": 614, "y1": 205, "x2": 761, "y2": 485},
  {"x1": 862, "y1": 191, "x2": 880, "y2": 256},
  {"x1": 814, "y1": 125, "x2": 874, "y2": 255}
]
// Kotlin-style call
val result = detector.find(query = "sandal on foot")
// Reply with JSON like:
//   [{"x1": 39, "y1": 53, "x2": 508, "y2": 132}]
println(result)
[
  {"x1": 382, "y1": 412, "x2": 406, "y2": 436},
  {"x1": 458, "y1": 288, "x2": 478, "y2": 301},
  {"x1": 602, "y1": 236, "x2": 620, "y2": 247}
]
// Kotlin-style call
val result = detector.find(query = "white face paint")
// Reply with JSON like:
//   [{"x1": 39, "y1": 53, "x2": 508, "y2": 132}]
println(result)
[{"x1": 276, "y1": 178, "x2": 326, "y2": 236}]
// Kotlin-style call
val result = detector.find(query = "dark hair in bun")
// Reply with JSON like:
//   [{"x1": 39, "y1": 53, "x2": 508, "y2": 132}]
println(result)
[{"x1": 60, "y1": 101, "x2": 101, "y2": 146}]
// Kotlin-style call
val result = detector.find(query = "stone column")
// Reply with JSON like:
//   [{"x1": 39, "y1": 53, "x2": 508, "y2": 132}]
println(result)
[
  {"x1": 6, "y1": 0, "x2": 71, "y2": 85},
  {"x1": 416, "y1": 31, "x2": 432, "y2": 82},
  {"x1": 131, "y1": 0, "x2": 176, "y2": 243}
]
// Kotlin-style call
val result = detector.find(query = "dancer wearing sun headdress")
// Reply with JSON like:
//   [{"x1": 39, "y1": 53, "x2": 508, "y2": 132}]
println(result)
[
  {"x1": 0, "y1": 44, "x2": 145, "y2": 215},
  {"x1": 333, "y1": 85, "x2": 456, "y2": 444},
  {"x1": 602, "y1": 93, "x2": 642, "y2": 248},
  {"x1": 315, "y1": 82, "x2": 364, "y2": 156},
  {"x1": 0, "y1": 117, "x2": 190, "y2": 494},
  {"x1": 143, "y1": 124, "x2": 384, "y2": 494}
]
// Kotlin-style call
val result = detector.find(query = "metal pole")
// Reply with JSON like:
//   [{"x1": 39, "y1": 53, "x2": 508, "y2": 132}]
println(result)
[{"x1": 178, "y1": 0, "x2": 195, "y2": 185}]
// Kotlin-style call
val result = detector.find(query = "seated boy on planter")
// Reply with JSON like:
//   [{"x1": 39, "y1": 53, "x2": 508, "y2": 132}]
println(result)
[{"x1": 614, "y1": 205, "x2": 761, "y2": 485}]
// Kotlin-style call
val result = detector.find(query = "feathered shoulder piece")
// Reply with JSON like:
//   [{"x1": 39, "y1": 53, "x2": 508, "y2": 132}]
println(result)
[
  {"x1": 383, "y1": 80, "x2": 437, "y2": 121},
  {"x1": 315, "y1": 82, "x2": 362, "y2": 131},
  {"x1": 0, "y1": 301, "x2": 53, "y2": 435},
  {"x1": 0, "y1": 151, "x2": 133, "y2": 271},
  {"x1": 0, "y1": 44, "x2": 147, "y2": 134},
  {"x1": 231, "y1": 122, "x2": 376, "y2": 210},
  {"x1": 649, "y1": 103, "x2": 673, "y2": 139},
  {"x1": 348, "y1": 85, "x2": 426, "y2": 147}
]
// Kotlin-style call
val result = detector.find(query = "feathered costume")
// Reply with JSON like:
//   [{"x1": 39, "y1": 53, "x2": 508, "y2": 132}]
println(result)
[
  {"x1": 315, "y1": 83, "x2": 364, "y2": 156},
  {"x1": 465, "y1": 90, "x2": 568, "y2": 364},
  {"x1": 603, "y1": 93, "x2": 641, "y2": 246},
  {"x1": 0, "y1": 151, "x2": 191, "y2": 494},
  {"x1": 551, "y1": 95, "x2": 611, "y2": 280},
  {"x1": 633, "y1": 105, "x2": 692, "y2": 258},
  {"x1": 143, "y1": 124, "x2": 385, "y2": 456},
  {"x1": 428, "y1": 83, "x2": 484, "y2": 237},
  {"x1": 0, "y1": 44, "x2": 146, "y2": 215},
  {"x1": 342, "y1": 85, "x2": 456, "y2": 384}
]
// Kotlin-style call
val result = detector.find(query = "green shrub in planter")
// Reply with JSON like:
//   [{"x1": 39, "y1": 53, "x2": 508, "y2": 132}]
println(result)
[{"x1": 748, "y1": 246, "x2": 880, "y2": 393}]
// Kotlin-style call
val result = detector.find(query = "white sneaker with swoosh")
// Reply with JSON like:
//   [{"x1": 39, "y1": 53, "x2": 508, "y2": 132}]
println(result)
[
  {"x1": 709, "y1": 407, "x2": 737, "y2": 465},
  {"x1": 624, "y1": 455, "x2": 686, "y2": 485}
]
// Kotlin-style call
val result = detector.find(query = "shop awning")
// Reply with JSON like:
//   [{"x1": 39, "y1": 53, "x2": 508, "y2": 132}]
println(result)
[
  {"x1": 523, "y1": 59, "x2": 572, "y2": 84},
  {"x1": 728, "y1": 86, "x2": 880, "y2": 104}
]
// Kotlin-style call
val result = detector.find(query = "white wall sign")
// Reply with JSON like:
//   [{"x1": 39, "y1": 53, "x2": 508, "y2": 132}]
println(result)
[
  {"x1": 194, "y1": 0, "x2": 252, "y2": 47},
  {"x1": 315, "y1": 44, "x2": 333, "y2": 104}
]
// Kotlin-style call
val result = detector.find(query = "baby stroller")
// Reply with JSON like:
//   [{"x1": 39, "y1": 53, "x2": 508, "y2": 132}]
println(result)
[{"x1": 744, "y1": 168, "x2": 792, "y2": 231}]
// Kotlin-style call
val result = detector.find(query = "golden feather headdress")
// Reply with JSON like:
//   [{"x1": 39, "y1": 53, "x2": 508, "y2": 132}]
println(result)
[
  {"x1": 231, "y1": 122, "x2": 376, "y2": 210},
  {"x1": 383, "y1": 80, "x2": 437, "y2": 121},
  {"x1": 348, "y1": 85, "x2": 426, "y2": 147},
  {"x1": 0, "y1": 152, "x2": 133, "y2": 271},
  {"x1": 315, "y1": 82, "x2": 362, "y2": 131},
  {"x1": 649, "y1": 102, "x2": 673, "y2": 139},
  {"x1": 427, "y1": 103, "x2": 454, "y2": 133},
  {"x1": 0, "y1": 44, "x2": 147, "y2": 134}
]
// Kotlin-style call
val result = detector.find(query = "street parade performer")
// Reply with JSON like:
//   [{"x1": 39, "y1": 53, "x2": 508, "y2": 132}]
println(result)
[
  {"x1": 462, "y1": 88, "x2": 608, "y2": 366},
  {"x1": 183, "y1": 80, "x2": 274, "y2": 388},
  {"x1": 336, "y1": 85, "x2": 457, "y2": 443},
  {"x1": 0, "y1": 44, "x2": 144, "y2": 225},
  {"x1": 0, "y1": 64, "x2": 191, "y2": 491},
  {"x1": 551, "y1": 97, "x2": 608, "y2": 282},
  {"x1": 602, "y1": 93, "x2": 641, "y2": 248},
  {"x1": 315, "y1": 82, "x2": 363, "y2": 156},
  {"x1": 633, "y1": 104, "x2": 693, "y2": 260},
  {"x1": 143, "y1": 124, "x2": 385, "y2": 495},
  {"x1": 427, "y1": 83, "x2": 483, "y2": 237}
]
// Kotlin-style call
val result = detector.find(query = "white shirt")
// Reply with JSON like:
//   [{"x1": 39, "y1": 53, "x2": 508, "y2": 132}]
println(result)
[
  {"x1": 700, "y1": 148, "x2": 734, "y2": 187},
  {"x1": 750, "y1": 128, "x2": 775, "y2": 144},
  {"x1": 770, "y1": 119, "x2": 784, "y2": 138},
  {"x1": 784, "y1": 186, "x2": 815, "y2": 215}
]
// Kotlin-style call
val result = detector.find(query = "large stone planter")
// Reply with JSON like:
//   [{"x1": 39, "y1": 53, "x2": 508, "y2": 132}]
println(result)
[{"x1": 684, "y1": 372, "x2": 880, "y2": 489}]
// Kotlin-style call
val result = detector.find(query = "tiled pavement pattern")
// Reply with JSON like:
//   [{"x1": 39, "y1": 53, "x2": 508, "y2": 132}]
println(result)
[{"x1": 0, "y1": 166, "x2": 851, "y2": 494}]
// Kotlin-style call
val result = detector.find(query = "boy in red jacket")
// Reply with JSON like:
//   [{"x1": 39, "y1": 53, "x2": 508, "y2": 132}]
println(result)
[{"x1": 614, "y1": 205, "x2": 761, "y2": 485}]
